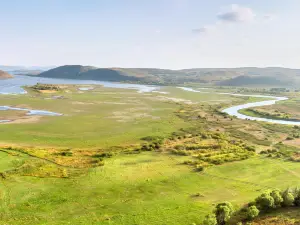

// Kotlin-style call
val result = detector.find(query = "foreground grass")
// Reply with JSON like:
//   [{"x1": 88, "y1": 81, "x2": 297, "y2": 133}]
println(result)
[{"x1": 1, "y1": 151, "x2": 300, "y2": 224}]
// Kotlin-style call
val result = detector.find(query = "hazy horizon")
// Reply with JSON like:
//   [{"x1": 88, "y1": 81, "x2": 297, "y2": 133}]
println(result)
[
  {"x1": 2, "y1": 65, "x2": 300, "y2": 71},
  {"x1": 1, "y1": 0, "x2": 300, "y2": 69}
]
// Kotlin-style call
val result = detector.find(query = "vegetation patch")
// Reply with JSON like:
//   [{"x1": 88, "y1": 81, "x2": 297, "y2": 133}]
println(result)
[{"x1": 203, "y1": 187, "x2": 300, "y2": 225}]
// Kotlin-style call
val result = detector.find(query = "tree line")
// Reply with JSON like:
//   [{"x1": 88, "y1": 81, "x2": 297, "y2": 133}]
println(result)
[{"x1": 202, "y1": 187, "x2": 300, "y2": 225}]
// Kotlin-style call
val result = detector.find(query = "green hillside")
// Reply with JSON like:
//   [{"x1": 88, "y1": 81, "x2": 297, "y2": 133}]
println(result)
[
  {"x1": 217, "y1": 75, "x2": 290, "y2": 86},
  {"x1": 35, "y1": 65, "x2": 300, "y2": 87}
]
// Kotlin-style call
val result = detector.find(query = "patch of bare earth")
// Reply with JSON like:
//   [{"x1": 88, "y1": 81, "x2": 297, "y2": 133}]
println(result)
[
  {"x1": 71, "y1": 101, "x2": 95, "y2": 105},
  {"x1": 284, "y1": 139, "x2": 300, "y2": 148},
  {"x1": 109, "y1": 107, "x2": 160, "y2": 122},
  {"x1": 252, "y1": 217, "x2": 300, "y2": 225},
  {"x1": 39, "y1": 90, "x2": 58, "y2": 93},
  {"x1": 8, "y1": 116, "x2": 42, "y2": 124},
  {"x1": 148, "y1": 96, "x2": 194, "y2": 104}
]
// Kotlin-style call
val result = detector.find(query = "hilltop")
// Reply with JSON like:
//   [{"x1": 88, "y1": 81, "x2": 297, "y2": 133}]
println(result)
[
  {"x1": 36, "y1": 65, "x2": 142, "y2": 82},
  {"x1": 0, "y1": 70, "x2": 13, "y2": 79},
  {"x1": 35, "y1": 65, "x2": 300, "y2": 87}
]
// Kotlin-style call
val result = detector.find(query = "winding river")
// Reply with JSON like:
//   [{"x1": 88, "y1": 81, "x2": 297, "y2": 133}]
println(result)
[
  {"x1": 178, "y1": 87, "x2": 300, "y2": 126},
  {"x1": 0, "y1": 76, "x2": 299, "y2": 125}
]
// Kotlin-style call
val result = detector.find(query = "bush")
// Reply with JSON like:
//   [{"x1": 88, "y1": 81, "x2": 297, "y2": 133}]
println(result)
[
  {"x1": 203, "y1": 214, "x2": 218, "y2": 225},
  {"x1": 246, "y1": 205, "x2": 259, "y2": 220},
  {"x1": 59, "y1": 151, "x2": 73, "y2": 156},
  {"x1": 203, "y1": 214, "x2": 217, "y2": 225},
  {"x1": 281, "y1": 188, "x2": 294, "y2": 207},
  {"x1": 245, "y1": 146, "x2": 256, "y2": 152},
  {"x1": 171, "y1": 150, "x2": 189, "y2": 156},
  {"x1": 286, "y1": 136, "x2": 294, "y2": 140},
  {"x1": 93, "y1": 152, "x2": 113, "y2": 158},
  {"x1": 270, "y1": 189, "x2": 283, "y2": 208},
  {"x1": 255, "y1": 191, "x2": 275, "y2": 211},
  {"x1": 215, "y1": 202, "x2": 234, "y2": 225},
  {"x1": 195, "y1": 164, "x2": 205, "y2": 172},
  {"x1": 294, "y1": 187, "x2": 300, "y2": 206}
]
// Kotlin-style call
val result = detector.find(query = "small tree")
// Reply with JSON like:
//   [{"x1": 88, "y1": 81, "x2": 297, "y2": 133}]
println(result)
[
  {"x1": 270, "y1": 189, "x2": 283, "y2": 208},
  {"x1": 203, "y1": 214, "x2": 217, "y2": 225},
  {"x1": 247, "y1": 205, "x2": 260, "y2": 220},
  {"x1": 215, "y1": 202, "x2": 234, "y2": 225},
  {"x1": 281, "y1": 188, "x2": 294, "y2": 207},
  {"x1": 255, "y1": 191, "x2": 275, "y2": 211},
  {"x1": 294, "y1": 187, "x2": 300, "y2": 206}
]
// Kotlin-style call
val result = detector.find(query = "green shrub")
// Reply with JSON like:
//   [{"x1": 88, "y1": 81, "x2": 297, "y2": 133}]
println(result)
[
  {"x1": 294, "y1": 187, "x2": 300, "y2": 206},
  {"x1": 93, "y1": 152, "x2": 113, "y2": 158},
  {"x1": 270, "y1": 189, "x2": 283, "y2": 208},
  {"x1": 286, "y1": 136, "x2": 294, "y2": 140},
  {"x1": 255, "y1": 191, "x2": 275, "y2": 211},
  {"x1": 215, "y1": 202, "x2": 234, "y2": 225},
  {"x1": 281, "y1": 188, "x2": 294, "y2": 207},
  {"x1": 245, "y1": 146, "x2": 256, "y2": 152},
  {"x1": 203, "y1": 214, "x2": 217, "y2": 225},
  {"x1": 246, "y1": 205, "x2": 259, "y2": 220},
  {"x1": 171, "y1": 150, "x2": 189, "y2": 156},
  {"x1": 195, "y1": 164, "x2": 205, "y2": 172},
  {"x1": 59, "y1": 151, "x2": 73, "y2": 156}
]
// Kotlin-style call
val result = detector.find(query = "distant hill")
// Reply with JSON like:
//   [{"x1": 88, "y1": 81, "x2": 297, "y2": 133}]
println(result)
[
  {"x1": 0, "y1": 70, "x2": 13, "y2": 79},
  {"x1": 37, "y1": 65, "x2": 151, "y2": 82},
  {"x1": 35, "y1": 65, "x2": 300, "y2": 87},
  {"x1": 217, "y1": 75, "x2": 290, "y2": 87}
]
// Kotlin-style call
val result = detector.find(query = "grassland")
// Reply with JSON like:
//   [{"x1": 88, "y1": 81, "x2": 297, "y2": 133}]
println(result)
[
  {"x1": 0, "y1": 86, "x2": 188, "y2": 148},
  {"x1": 0, "y1": 85, "x2": 255, "y2": 149},
  {"x1": 2, "y1": 150, "x2": 300, "y2": 224},
  {"x1": 1, "y1": 85, "x2": 300, "y2": 224}
]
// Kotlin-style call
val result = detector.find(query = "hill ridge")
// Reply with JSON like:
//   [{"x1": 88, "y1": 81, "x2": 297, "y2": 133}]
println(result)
[{"x1": 35, "y1": 65, "x2": 300, "y2": 87}]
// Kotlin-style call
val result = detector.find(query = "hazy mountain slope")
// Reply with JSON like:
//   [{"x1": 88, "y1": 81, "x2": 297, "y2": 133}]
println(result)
[
  {"x1": 217, "y1": 75, "x2": 290, "y2": 86},
  {"x1": 36, "y1": 65, "x2": 300, "y2": 86},
  {"x1": 0, "y1": 70, "x2": 13, "y2": 79},
  {"x1": 38, "y1": 65, "x2": 97, "y2": 79},
  {"x1": 37, "y1": 65, "x2": 144, "y2": 82}
]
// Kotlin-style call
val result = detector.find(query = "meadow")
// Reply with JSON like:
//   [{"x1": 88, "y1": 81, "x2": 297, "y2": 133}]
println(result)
[
  {"x1": 0, "y1": 84, "x2": 300, "y2": 224},
  {"x1": 1, "y1": 150, "x2": 300, "y2": 224},
  {"x1": 0, "y1": 85, "x2": 251, "y2": 149}
]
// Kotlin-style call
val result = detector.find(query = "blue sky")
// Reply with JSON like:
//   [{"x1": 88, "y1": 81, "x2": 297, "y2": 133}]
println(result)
[{"x1": 1, "y1": 0, "x2": 299, "y2": 69}]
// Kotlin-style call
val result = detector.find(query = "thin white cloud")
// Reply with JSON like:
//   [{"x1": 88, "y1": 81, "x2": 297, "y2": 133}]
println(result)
[
  {"x1": 192, "y1": 26, "x2": 214, "y2": 34},
  {"x1": 217, "y1": 4, "x2": 256, "y2": 23},
  {"x1": 192, "y1": 5, "x2": 274, "y2": 35},
  {"x1": 263, "y1": 14, "x2": 277, "y2": 22}
]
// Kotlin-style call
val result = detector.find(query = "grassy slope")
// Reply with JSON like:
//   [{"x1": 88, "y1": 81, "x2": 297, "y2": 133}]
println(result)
[{"x1": 2, "y1": 152, "x2": 300, "y2": 224}]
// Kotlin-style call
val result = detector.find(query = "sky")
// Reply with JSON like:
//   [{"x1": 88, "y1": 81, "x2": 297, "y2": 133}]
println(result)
[{"x1": 1, "y1": 0, "x2": 300, "y2": 69}]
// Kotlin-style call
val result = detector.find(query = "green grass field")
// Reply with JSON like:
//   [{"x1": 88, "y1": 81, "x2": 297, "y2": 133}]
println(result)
[
  {"x1": 0, "y1": 85, "x2": 253, "y2": 149},
  {"x1": 1, "y1": 84, "x2": 300, "y2": 224},
  {"x1": 0, "y1": 86, "x2": 188, "y2": 148},
  {"x1": 1, "y1": 150, "x2": 300, "y2": 224}
]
